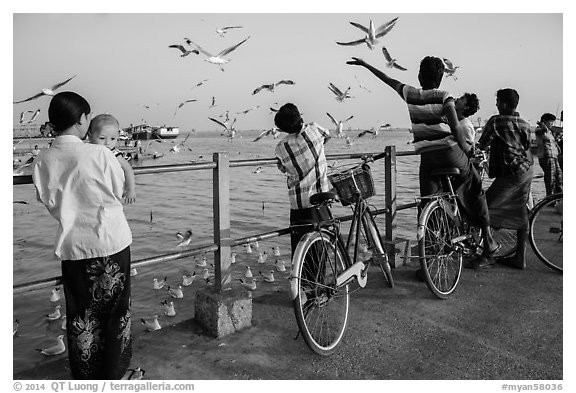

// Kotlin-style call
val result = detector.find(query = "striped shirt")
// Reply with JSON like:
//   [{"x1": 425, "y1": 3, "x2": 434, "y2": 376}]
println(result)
[
  {"x1": 275, "y1": 122, "x2": 331, "y2": 209},
  {"x1": 400, "y1": 84, "x2": 457, "y2": 153}
]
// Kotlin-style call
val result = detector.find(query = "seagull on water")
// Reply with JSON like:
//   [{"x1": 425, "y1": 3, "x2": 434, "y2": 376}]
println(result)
[
  {"x1": 336, "y1": 17, "x2": 398, "y2": 50},
  {"x1": 168, "y1": 44, "x2": 199, "y2": 57},
  {"x1": 327, "y1": 112, "x2": 354, "y2": 138},
  {"x1": 273, "y1": 246, "x2": 281, "y2": 257},
  {"x1": 201, "y1": 268, "x2": 211, "y2": 281},
  {"x1": 187, "y1": 36, "x2": 251, "y2": 71},
  {"x1": 197, "y1": 256, "x2": 207, "y2": 268},
  {"x1": 239, "y1": 278, "x2": 257, "y2": 291},
  {"x1": 167, "y1": 285, "x2": 184, "y2": 299},
  {"x1": 328, "y1": 83, "x2": 353, "y2": 102},
  {"x1": 443, "y1": 58, "x2": 460, "y2": 80},
  {"x1": 14, "y1": 75, "x2": 77, "y2": 104},
  {"x1": 252, "y1": 127, "x2": 279, "y2": 142},
  {"x1": 381, "y1": 47, "x2": 407, "y2": 71},
  {"x1": 259, "y1": 270, "x2": 275, "y2": 283},
  {"x1": 130, "y1": 267, "x2": 138, "y2": 277},
  {"x1": 47, "y1": 305, "x2": 62, "y2": 321},
  {"x1": 216, "y1": 26, "x2": 243, "y2": 37},
  {"x1": 36, "y1": 334, "x2": 66, "y2": 356},
  {"x1": 275, "y1": 259, "x2": 287, "y2": 272},
  {"x1": 162, "y1": 300, "x2": 176, "y2": 317},
  {"x1": 13, "y1": 319, "x2": 19, "y2": 337},
  {"x1": 176, "y1": 230, "x2": 193, "y2": 248},
  {"x1": 244, "y1": 266, "x2": 253, "y2": 279},
  {"x1": 257, "y1": 251, "x2": 267, "y2": 264},
  {"x1": 49, "y1": 287, "x2": 62, "y2": 303},
  {"x1": 153, "y1": 277, "x2": 167, "y2": 290},
  {"x1": 252, "y1": 80, "x2": 295, "y2": 95},
  {"x1": 182, "y1": 272, "x2": 196, "y2": 287},
  {"x1": 230, "y1": 252, "x2": 237, "y2": 264},
  {"x1": 141, "y1": 315, "x2": 162, "y2": 332}
]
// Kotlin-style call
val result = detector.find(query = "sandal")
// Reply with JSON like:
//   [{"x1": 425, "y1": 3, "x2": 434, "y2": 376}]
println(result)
[{"x1": 122, "y1": 367, "x2": 145, "y2": 380}]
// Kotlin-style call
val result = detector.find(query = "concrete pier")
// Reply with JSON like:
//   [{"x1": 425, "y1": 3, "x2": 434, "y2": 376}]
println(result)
[{"x1": 14, "y1": 249, "x2": 562, "y2": 380}]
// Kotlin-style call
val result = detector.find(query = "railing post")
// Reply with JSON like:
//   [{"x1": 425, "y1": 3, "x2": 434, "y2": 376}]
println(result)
[
  {"x1": 213, "y1": 152, "x2": 231, "y2": 292},
  {"x1": 384, "y1": 145, "x2": 397, "y2": 267}
]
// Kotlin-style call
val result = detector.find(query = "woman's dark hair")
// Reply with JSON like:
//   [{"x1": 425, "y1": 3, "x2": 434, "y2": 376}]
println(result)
[
  {"x1": 461, "y1": 93, "x2": 480, "y2": 118},
  {"x1": 274, "y1": 103, "x2": 303, "y2": 134},
  {"x1": 48, "y1": 91, "x2": 91, "y2": 134},
  {"x1": 418, "y1": 56, "x2": 445, "y2": 89}
]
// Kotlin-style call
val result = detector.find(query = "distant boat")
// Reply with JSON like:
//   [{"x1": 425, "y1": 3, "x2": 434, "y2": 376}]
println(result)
[
  {"x1": 125, "y1": 124, "x2": 154, "y2": 140},
  {"x1": 153, "y1": 126, "x2": 180, "y2": 139}
]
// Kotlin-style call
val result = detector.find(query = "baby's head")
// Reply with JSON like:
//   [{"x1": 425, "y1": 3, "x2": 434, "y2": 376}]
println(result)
[{"x1": 88, "y1": 114, "x2": 120, "y2": 150}]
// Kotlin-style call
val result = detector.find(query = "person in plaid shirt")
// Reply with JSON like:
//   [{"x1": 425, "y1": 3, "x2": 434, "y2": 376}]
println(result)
[
  {"x1": 535, "y1": 112, "x2": 563, "y2": 197},
  {"x1": 274, "y1": 103, "x2": 332, "y2": 254},
  {"x1": 477, "y1": 88, "x2": 534, "y2": 269}
]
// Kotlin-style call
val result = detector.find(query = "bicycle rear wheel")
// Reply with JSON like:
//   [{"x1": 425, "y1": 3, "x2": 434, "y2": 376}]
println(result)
[
  {"x1": 291, "y1": 230, "x2": 350, "y2": 355},
  {"x1": 417, "y1": 199, "x2": 463, "y2": 299},
  {"x1": 529, "y1": 194, "x2": 563, "y2": 273}
]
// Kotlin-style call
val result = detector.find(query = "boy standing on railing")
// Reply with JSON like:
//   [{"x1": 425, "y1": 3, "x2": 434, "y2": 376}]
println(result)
[
  {"x1": 347, "y1": 56, "x2": 499, "y2": 269},
  {"x1": 274, "y1": 103, "x2": 332, "y2": 254}
]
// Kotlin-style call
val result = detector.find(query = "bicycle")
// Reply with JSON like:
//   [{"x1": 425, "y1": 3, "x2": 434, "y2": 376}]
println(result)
[
  {"x1": 289, "y1": 153, "x2": 393, "y2": 356},
  {"x1": 528, "y1": 193, "x2": 563, "y2": 273},
  {"x1": 470, "y1": 152, "x2": 563, "y2": 272}
]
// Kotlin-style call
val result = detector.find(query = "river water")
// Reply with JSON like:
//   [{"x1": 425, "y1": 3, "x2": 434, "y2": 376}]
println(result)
[{"x1": 12, "y1": 129, "x2": 546, "y2": 375}]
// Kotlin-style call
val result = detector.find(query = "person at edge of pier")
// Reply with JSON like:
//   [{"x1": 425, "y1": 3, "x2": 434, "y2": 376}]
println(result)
[
  {"x1": 87, "y1": 114, "x2": 137, "y2": 204},
  {"x1": 274, "y1": 103, "x2": 332, "y2": 257},
  {"x1": 477, "y1": 89, "x2": 534, "y2": 270},
  {"x1": 32, "y1": 91, "x2": 140, "y2": 379},
  {"x1": 534, "y1": 112, "x2": 563, "y2": 197},
  {"x1": 347, "y1": 56, "x2": 499, "y2": 271}
]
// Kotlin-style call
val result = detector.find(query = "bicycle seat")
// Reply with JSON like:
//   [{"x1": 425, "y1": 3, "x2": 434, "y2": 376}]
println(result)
[
  {"x1": 431, "y1": 168, "x2": 460, "y2": 177},
  {"x1": 310, "y1": 191, "x2": 337, "y2": 206}
]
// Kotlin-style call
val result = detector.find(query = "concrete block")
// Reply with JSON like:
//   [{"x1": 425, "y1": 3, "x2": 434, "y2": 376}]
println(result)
[
  {"x1": 382, "y1": 237, "x2": 411, "y2": 268},
  {"x1": 194, "y1": 287, "x2": 252, "y2": 338}
]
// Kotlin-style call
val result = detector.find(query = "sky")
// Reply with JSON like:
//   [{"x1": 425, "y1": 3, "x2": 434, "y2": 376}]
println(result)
[{"x1": 11, "y1": 11, "x2": 564, "y2": 133}]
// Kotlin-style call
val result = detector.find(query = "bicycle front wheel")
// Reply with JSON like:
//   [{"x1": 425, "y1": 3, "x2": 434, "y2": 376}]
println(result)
[
  {"x1": 417, "y1": 199, "x2": 463, "y2": 299},
  {"x1": 529, "y1": 194, "x2": 563, "y2": 273},
  {"x1": 291, "y1": 230, "x2": 350, "y2": 356}
]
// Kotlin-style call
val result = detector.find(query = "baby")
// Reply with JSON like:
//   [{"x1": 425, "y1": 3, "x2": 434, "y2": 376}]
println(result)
[{"x1": 87, "y1": 114, "x2": 136, "y2": 204}]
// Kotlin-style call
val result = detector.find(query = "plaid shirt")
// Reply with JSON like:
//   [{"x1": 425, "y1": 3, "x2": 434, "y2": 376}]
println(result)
[
  {"x1": 534, "y1": 124, "x2": 559, "y2": 159},
  {"x1": 478, "y1": 113, "x2": 533, "y2": 178},
  {"x1": 275, "y1": 122, "x2": 330, "y2": 209}
]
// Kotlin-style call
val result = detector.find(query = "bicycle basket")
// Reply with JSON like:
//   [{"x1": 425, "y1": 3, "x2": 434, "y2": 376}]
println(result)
[{"x1": 328, "y1": 164, "x2": 375, "y2": 206}]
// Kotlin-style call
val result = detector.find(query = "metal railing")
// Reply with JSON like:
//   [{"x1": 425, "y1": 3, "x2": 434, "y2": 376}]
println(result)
[{"x1": 13, "y1": 146, "x2": 417, "y2": 294}]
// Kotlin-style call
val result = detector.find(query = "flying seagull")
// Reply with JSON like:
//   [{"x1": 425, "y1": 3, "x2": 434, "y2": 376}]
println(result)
[
  {"x1": 168, "y1": 44, "x2": 199, "y2": 57},
  {"x1": 252, "y1": 127, "x2": 280, "y2": 142},
  {"x1": 328, "y1": 83, "x2": 352, "y2": 102},
  {"x1": 216, "y1": 26, "x2": 243, "y2": 37},
  {"x1": 252, "y1": 80, "x2": 295, "y2": 95},
  {"x1": 236, "y1": 105, "x2": 260, "y2": 115},
  {"x1": 174, "y1": 99, "x2": 197, "y2": 116},
  {"x1": 191, "y1": 79, "x2": 208, "y2": 90},
  {"x1": 19, "y1": 109, "x2": 41, "y2": 124},
  {"x1": 14, "y1": 75, "x2": 77, "y2": 104},
  {"x1": 381, "y1": 47, "x2": 407, "y2": 71},
  {"x1": 186, "y1": 36, "x2": 251, "y2": 71},
  {"x1": 209, "y1": 117, "x2": 238, "y2": 139},
  {"x1": 326, "y1": 113, "x2": 354, "y2": 138},
  {"x1": 336, "y1": 17, "x2": 398, "y2": 50},
  {"x1": 443, "y1": 58, "x2": 460, "y2": 80}
]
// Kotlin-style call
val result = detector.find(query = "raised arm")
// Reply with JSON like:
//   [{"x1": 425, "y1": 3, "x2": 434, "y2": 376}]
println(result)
[{"x1": 347, "y1": 57, "x2": 403, "y2": 95}]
